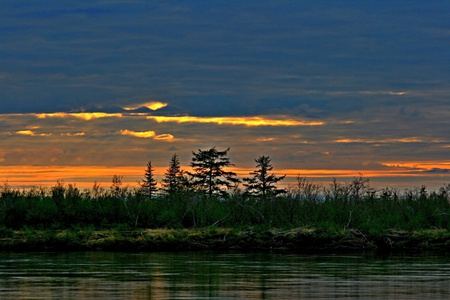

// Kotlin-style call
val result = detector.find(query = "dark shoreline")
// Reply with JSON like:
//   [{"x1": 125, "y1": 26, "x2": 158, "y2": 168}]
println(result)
[{"x1": 1, "y1": 228, "x2": 449, "y2": 253}]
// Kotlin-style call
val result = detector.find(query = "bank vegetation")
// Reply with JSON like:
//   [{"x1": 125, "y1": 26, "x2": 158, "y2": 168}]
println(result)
[{"x1": 1, "y1": 147, "x2": 449, "y2": 251}]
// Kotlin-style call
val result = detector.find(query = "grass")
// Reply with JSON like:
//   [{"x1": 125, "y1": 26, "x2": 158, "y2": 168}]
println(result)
[
  {"x1": 1, "y1": 227, "x2": 449, "y2": 252},
  {"x1": 0, "y1": 180, "x2": 449, "y2": 251}
]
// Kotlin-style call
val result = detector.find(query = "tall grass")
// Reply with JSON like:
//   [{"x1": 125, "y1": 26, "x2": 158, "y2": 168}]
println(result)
[{"x1": 1, "y1": 180, "x2": 449, "y2": 232}]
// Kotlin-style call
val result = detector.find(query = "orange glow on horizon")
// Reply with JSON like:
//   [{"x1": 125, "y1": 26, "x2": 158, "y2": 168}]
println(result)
[
  {"x1": 233, "y1": 167, "x2": 448, "y2": 178},
  {"x1": 0, "y1": 166, "x2": 166, "y2": 188},
  {"x1": 382, "y1": 161, "x2": 450, "y2": 170},
  {"x1": 2, "y1": 163, "x2": 448, "y2": 189}
]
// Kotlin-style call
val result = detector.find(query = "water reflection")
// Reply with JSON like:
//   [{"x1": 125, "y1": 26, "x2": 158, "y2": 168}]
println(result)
[{"x1": 0, "y1": 251, "x2": 448, "y2": 299}]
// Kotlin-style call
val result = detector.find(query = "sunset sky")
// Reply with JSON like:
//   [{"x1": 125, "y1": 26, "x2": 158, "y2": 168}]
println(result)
[{"x1": 1, "y1": 1, "x2": 449, "y2": 191}]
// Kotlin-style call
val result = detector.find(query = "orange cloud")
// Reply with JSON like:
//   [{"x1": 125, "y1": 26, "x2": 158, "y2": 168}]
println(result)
[
  {"x1": 16, "y1": 130, "x2": 52, "y2": 136},
  {"x1": 123, "y1": 101, "x2": 168, "y2": 111},
  {"x1": 335, "y1": 137, "x2": 423, "y2": 143},
  {"x1": 257, "y1": 137, "x2": 275, "y2": 142},
  {"x1": 64, "y1": 132, "x2": 86, "y2": 136},
  {"x1": 154, "y1": 134, "x2": 174, "y2": 141},
  {"x1": 35, "y1": 112, "x2": 123, "y2": 120},
  {"x1": 147, "y1": 115, "x2": 324, "y2": 126},
  {"x1": 119, "y1": 130, "x2": 174, "y2": 141},
  {"x1": 382, "y1": 161, "x2": 450, "y2": 171},
  {"x1": 120, "y1": 129, "x2": 156, "y2": 138},
  {"x1": 16, "y1": 130, "x2": 35, "y2": 136}
]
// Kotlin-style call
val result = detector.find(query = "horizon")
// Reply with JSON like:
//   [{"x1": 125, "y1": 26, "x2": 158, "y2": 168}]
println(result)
[{"x1": 2, "y1": 161, "x2": 448, "y2": 192}]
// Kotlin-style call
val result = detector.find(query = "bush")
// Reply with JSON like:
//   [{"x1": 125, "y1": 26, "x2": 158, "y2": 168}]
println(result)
[{"x1": 0, "y1": 183, "x2": 449, "y2": 232}]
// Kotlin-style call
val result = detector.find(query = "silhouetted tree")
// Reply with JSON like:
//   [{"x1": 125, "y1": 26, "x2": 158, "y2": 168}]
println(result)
[
  {"x1": 51, "y1": 180, "x2": 66, "y2": 212},
  {"x1": 91, "y1": 181, "x2": 106, "y2": 199},
  {"x1": 349, "y1": 174, "x2": 370, "y2": 201},
  {"x1": 325, "y1": 177, "x2": 348, "y2": 201},
  {"x1": 110, "y1": 174, "x2": 123, "y2": 198},
  {"x1": 187, "y1": 147, "x2": 239, "y2": 197},
  {"x1": 295, "y1": 176, "x2": 320, "y2": 202},
  {"x1": 141, "y1": 161, "x2": 157, "y2": 199},
  {"x1": 243, "y1": 155, "x2": 286, "y2": 198},
  {"x1": 162, "y1": 154, "x2": 187, "y2": 194}
]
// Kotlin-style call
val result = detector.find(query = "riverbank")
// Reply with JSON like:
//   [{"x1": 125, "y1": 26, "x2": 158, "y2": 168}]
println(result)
[{"x1": 1, "y1": 227, "x2": 449, "y2": 252}]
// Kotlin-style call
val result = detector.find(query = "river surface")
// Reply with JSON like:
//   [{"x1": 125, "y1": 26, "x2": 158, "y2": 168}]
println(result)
[{"x1": 0, "y1": 251, "x2": 448, "y2": 299}]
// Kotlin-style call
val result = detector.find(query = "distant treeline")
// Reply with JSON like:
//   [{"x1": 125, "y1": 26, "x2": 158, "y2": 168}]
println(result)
[
  {"x1": 1, "y1": 147, "x2": 449, "y2": 232},
  {"x1": 1, "y1": 174, "x2": 449, "y2": 232}
]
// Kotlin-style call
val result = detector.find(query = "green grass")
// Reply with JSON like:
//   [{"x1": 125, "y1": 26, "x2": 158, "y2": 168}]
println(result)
[{"x1": 1, "y1": 182, "x2": 449, "y2": 234}]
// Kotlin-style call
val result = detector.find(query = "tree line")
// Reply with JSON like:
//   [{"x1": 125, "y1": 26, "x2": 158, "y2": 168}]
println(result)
[
  {"x1": 0, "y1": 147, "x2": 449, "y2": 231},
  {"x1": 140, "y1": 147, "x2": 286, "y2": 199}
]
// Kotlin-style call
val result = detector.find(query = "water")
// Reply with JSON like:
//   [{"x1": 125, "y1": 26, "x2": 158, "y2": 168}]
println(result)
[{"x1": 0, "y1": 251, "x2": 448, "y2": 299}]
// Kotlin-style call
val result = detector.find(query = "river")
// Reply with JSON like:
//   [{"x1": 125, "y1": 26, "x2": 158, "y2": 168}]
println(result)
[{"x1": 0, "y1": 251, "x2": 448, "y2": 299}]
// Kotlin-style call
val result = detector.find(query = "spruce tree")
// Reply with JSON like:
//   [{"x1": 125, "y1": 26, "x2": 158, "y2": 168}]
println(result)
[
  {"x1": 243, "y1": 155, "x2": 286, "y2": 198},
  {"x1": 162, "y1": 153, "x2": 186, "y2": 193},
  {"x1": 141, "y1": 161, "x2": 157, "y2": 199},
  {"x1": 187, "y1": 147, "x2": 239, "y2": 197}
]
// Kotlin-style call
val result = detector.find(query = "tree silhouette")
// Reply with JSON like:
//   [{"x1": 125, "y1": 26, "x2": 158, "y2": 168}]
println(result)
[
  {"x1": 243, "y1": 155, "x2": 286, "y2": 198},
  {"x1": 187, "y1": 147, "x2": 239, "y2": 197},
  {"x1": 110, "y1": 175, "x2": 123, "y2": 197},
  {"x1": 141, "y1": 161, "x2": 157, "y2": 199},
  {"x1": 162, "y1": 153, "x2": 187, "y2": 193}
]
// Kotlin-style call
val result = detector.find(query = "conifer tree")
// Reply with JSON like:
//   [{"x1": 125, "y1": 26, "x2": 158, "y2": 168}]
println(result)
[
  {"x1": 187, "y1": 147, "x2": 239, "y2": 197},
  {"x1": 162, "y1": 153, "x2": 187, "y2": 193},
  {"x1": 243, "y1": 155, "x2": 286, "y2": 198},
  {"x1": 141, "y1": 161, "x2": 157, "y2": 199}
]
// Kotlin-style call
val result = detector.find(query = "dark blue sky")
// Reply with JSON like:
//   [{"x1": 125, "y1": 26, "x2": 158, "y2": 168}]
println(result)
[
  {"x1": 0, "y1": 1, "x2": 449, "y2": 189},
  {"x1": 2, "y1": 1, "x2": 448, "y2": 115}
]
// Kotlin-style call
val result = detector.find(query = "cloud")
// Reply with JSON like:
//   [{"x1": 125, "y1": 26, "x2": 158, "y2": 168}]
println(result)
[
  {"x1": 16, "y1": 130, "x2": 52, "y2": 137},
  {"x1": 122, "y1": 101, "x2": 168, "y2": 111},
  {"x1": 35, "y1": 112, "x2": 123, "y2": 120},
  {"x1": 154, "y1": 134, "x2": 174, "y2": 141},
  {"x1": 119, "y1": 129, "x2": 156, "y2": 138},
  {"x1": 257, "y1": 137, "x2": 275, "y2": 142},
  {"x1": 147, "y1": 115, "x2": 325, "y2": 127},
  {"x1": 63, "y1": 132, "x2": 86, "y2": 136},
  {"x1": 324, "y1": 90, "x2": 407, "y2": 97},
  {"x1": 334, "y1": 137, "x2": 423, "y2": 144},
  {"x1": 425, "y1": 168, "x2": 449, "y2": 174},
  {"x1": 119, "y1": 130, "x2": 174, "y2": 141},
  {"x1": 16, "y1": 130, "x2": 35, "y2": 136},
  {"x1": 382, "y1": 162, "x2": 450, "y2": 173}
]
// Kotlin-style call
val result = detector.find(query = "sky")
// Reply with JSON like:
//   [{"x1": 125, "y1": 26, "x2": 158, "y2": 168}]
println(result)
[{"x1": 1, "y1": 1, "x2": 449, "y2": 191}]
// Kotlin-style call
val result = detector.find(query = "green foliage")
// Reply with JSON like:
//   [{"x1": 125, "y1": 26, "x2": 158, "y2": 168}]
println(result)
[
  {"x1": 0, "y1": 225, "x2": 13, "y2": 238},
  {"x1": 0, "y1": 178, "x2": 449, "y2": 234}
]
